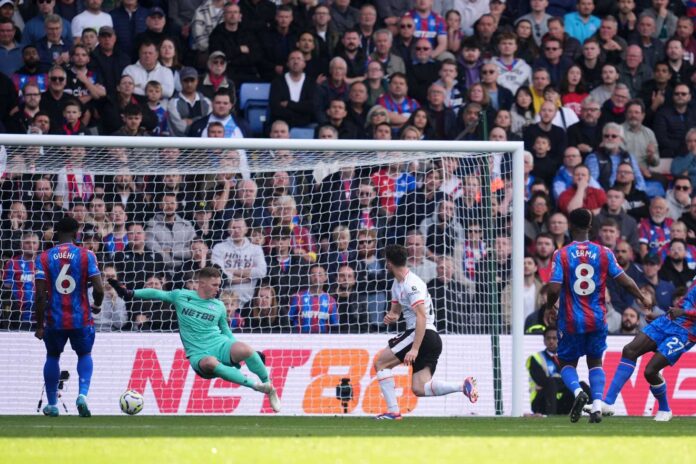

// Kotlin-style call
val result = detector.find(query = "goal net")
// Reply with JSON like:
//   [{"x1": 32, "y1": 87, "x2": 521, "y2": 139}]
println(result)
[{"x1": 0, "y1": 136, "x2": 525, "y2": 416}]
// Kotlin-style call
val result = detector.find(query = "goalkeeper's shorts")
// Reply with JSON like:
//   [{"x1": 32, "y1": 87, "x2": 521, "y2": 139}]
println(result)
[{"x1": 189, "y1": 337, "x2": 237, "y2": 379}]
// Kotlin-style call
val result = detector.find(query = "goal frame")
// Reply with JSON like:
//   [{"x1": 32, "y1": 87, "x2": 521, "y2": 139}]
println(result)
[{"x1": 0, "y1": 134, "x2": 526, "y2": 416}]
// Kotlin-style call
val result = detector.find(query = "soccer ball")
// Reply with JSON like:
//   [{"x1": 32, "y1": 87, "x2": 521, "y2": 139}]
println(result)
[{"x1": 119, "y1": 390, "x2": 144, "y2": 415}]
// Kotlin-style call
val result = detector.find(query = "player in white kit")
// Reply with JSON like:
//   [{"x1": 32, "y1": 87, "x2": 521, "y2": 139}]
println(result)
[{"x1": 374, "y1": 244, "x2": 479, "y2": 420}]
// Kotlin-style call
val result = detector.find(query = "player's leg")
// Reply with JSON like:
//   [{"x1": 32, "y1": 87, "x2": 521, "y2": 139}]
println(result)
[
  {"x1": 229, "y1": 341, "x2": 281, "y2": 412},
  {"x1": 69, "y1": 327, "x2": 96, "y2": 417},
  {"x1": 374, "y1": 347, "x2": 403, "y2": 419},
  {"x1": 557, "y1": 331, "x2": 589, "y2": 422},
  {"x1": 42, "y1": 328, "x2": 67, "y2": 417},
  {"x1": 604, "y1": 332, "x2": 657, "y2": 408},
  {"x1": 585, "y1": 329, "x2": 608, "y2": 422},
  {"x1": 644, "y1": 352, "x2": 673, "y2": 421}
]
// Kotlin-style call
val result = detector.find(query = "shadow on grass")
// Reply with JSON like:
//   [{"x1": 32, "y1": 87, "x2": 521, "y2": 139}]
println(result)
[{"x1": 0, "y1": 416, "x2": 693, "y2": 438}]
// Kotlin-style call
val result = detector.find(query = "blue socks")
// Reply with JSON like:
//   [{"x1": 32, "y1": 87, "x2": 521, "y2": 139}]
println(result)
[
  {"x1": 604, "y1": 358, "x2": 636, "y2": 405},
  {"x1": 43, "y1": 356, "x2": 60, "y2": 406},
  {"x1": 650, "y1": 382, "x2": 670, "y2": 412},
  {"x1": 561, "y1": 365, "x2": 582, "y2": 395},
  {"x1": 77, "y1": 355, "x2": 93, "y2": 396},
  {"x1": 588, "y1": 367, "x2": 606, "y2": 401}
]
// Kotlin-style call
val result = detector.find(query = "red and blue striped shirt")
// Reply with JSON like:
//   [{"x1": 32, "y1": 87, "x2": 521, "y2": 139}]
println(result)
[
  {"x1": 288, "y1": 290, "x2": 338, "y2": 334},
  {"x1": 674, "y1": 280, "x2": 696, "y2": 343},
  {"x1": 550, "y1": 241, "x2": 624, "y2": 334},
  {"x1": 35, "y1": 243, "x2": 100, "y2": 330},
  {"x1": 3, "y1": 255, "x2": 35, "y2": 321}
]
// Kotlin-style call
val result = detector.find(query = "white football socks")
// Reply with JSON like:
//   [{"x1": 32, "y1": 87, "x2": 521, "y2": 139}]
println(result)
[
  {"x1": 377, "y1": 369, "x2": 399, "y2": 413},
  {"x1": 424, "y1": 380, "x2": 463, "y2": 397}
]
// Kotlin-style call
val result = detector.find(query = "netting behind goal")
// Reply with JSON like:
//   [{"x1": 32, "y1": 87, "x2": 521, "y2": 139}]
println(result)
[{"x1": 0, "y1": 136, "x2": 524, "y2": 416}]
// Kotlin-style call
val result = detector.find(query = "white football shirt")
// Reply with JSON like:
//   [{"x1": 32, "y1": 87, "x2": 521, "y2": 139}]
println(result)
[{"x1": 391, "y1": 270, "x2": 436, "y2": 331}]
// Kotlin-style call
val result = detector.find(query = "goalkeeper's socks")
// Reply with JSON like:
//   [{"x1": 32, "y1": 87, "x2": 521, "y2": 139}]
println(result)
[
  {"x1": 245, "y1": 351, "x2": 270, "y2": 384},
  {"x1": 77, "y1": 354, "x2": 93, "y2": 396},
  {"x1": 604, "y1": 358, "x2": 636, "y2": 405},
  {"x1": 213, "y1": 363, "x2": 254, "y2": 388},
  {"x1": 650, "y1": 382, "x2": 670, "y2": 412},
  {"x1": 377, "y1": 369, "x2": 399, "y2": 413},
  {"x1": 43, "y1": 356, "x2": 60, "y2": 405},
  {"x1": 588, "y1": 367, "x2": 606, "y2": 405},
  {"x1": 424, "y1": 380, "x2": 463, "y2": 396},
  {"x1": 560, "y1": 365, "x2": 582, "y2": 397}
]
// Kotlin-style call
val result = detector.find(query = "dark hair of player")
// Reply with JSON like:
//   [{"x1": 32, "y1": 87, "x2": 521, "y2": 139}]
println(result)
[
  {"x1": 568, "y1": 208, "x2": 592, "y2": 230},
  {"x1": 198, "y1": 266, "x2": 221, "y2": 280},
  {"x1": 55, "y1": 216, "x2": 79, "y2": 235},
  {"x1": 385, "y1": 244, "x2": 408, "y2": 267}
]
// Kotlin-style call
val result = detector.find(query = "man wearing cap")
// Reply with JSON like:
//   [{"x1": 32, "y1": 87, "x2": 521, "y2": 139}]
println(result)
[
  {"x1": 198, "y1": 51, "x2": 235, "y2": 100},
  {"x1": 123, "y1": 40, "x2": 175, "y2": 99},
  {"x1": 89, "y1": 26, "x2": 130, "y2": 96},
  {"x1": 167, "y1": 66, "x2": 212, "y2": 136},
  {"x1": 22, "y1": 0, "x2": 72, "y2": 47},
  {"x1": 133, "y1": 6, "x2": 180, "y2": 55},
  {"x1": 109, "y1": 0, "x2": 148, "y2": 59},
  {"x1": 71, "y1": 0, "x2": 113, "y2": 40}
]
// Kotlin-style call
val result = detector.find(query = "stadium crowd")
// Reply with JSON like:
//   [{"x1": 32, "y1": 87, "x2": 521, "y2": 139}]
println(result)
[{"x1": 1, "y1": 0, "x2": 696, "y2": 336}]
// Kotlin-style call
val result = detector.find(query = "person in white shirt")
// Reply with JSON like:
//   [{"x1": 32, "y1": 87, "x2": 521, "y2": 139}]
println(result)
[
  {"x1": 122, "y1": 41, "x2": 175, "y2": 99},
  {"x1": 372, "y1": 244, "x2": 479, "y2": 420},
  {"x1": 71, "y1": 0, "x2": 113, "y2": 40},
  {"x1": 211, "y1": 217, "x2": 267, "y2": 306}
]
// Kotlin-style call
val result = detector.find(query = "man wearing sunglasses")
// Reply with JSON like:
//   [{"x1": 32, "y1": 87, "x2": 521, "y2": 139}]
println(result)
[
  {"x1": 39, "y1": 65, "x2": 72, "y2": 123},
  {"x1": 585, "y1": 123, "x2": 647, "y2": 191},
  {"x1": 654, "y1": 83, "x2": 696, "y2": 158}
]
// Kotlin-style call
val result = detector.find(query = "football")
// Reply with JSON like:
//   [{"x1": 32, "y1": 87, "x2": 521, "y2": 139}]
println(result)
[{"x1": 119, "y1": 390, "x2": 144, "y2": 415}]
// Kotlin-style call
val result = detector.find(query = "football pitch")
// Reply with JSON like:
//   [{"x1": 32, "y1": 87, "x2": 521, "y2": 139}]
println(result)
[{"x1": 1, "y1": 416, "x2": 693, "y2": 464}]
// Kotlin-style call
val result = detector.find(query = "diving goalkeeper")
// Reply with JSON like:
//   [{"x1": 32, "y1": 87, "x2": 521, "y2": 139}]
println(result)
[{"x1": 108, "y1": 267, "x2": 280, "y2": 412}]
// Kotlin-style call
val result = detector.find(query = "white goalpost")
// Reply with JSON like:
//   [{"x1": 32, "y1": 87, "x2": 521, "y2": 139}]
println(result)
[{"x1": 0, "y1": 135, "x2": 525, "y2": 417}]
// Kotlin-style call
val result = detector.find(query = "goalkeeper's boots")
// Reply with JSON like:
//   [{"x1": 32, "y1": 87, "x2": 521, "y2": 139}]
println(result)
[
  {"x1": 42, "y1": 404, "x2": 59, "y2": 417},
  {"x1": 588, "y1": 411, "x2": 602, "y2": 424},
  {"x1": 375, "y1": 412, "x2": 402, "y2": 420},
  {"x1": 654, "y1": 410, "x2": 672, "y2": 422},
  {"x1": 464, "y1": 377, "x2": 478, "y2": 403},
  {"x1": 570, "y1": 391, "x2": 589, "y2": 423},
  {"x1": 76, "y1": 394, "x2": 91, "y2": 418},
  {"x1": 255, "y1": 382, "x2": 281, "y2": 413}
]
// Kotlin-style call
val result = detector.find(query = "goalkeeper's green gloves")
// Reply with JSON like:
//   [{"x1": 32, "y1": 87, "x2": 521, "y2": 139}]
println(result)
[{"x1": 108, "y1": 278, "x2": 134, "y2": 301}]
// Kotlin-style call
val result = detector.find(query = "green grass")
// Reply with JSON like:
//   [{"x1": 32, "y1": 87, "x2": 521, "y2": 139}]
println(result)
[{"x1": 1, "y1": 416, "x2": 694, "y2": 464}]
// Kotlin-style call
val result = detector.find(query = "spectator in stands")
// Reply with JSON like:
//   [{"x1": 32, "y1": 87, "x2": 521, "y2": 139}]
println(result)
[
  {"x1": 133, "y1": 7, "x2": 180, "y2": 55},
  {"x1": 585, "y1": 123, "x2": 646, "y2": 191},
  {"x1": 197, "y1": 51, "x2": 235, "y2": 101},
  {"x1": 269, "y1": 49, "x2": 316, "y2": 129},
  {"x1": 353, "y1": 228, "x2": 388, "y2": 331},
  {"x1": 369, "y1": 28, "x2": 405, "y2": 77},
  {"x1": 408, "y1": 37, "x2": 441, "y2": 106},
  {"x1": 596, "y1": 218, "x2": 621, "y2": 251},
  {"x1": 424, "y1": 83, "x2": 457, "y2": 140},
  {"x1": 534, "y1": 232, "x2": 555, "y2": 282},
  {"x1": 247, "y1": 283, "x2": 283, "y2": 333},
  {"x1": 329, "y1": 0, "x2": 358, "y2": 35},
  {"x1": 639, "y1": 61, "x2": 673, "y2": 125},
  {"x1": 665, "y1": 175, "x2": 693, "y2": 220},
  {"x1": 671, "y1": 129, "x2": 696, "y2": 187},
  {"x1": 377, "y1": 72, "x2": 420, "y2": 130},
  {"x1": 525, "y1": 192, "x2": 551, "y2": 242},
  {"x1": 613, "y1": 161, "x2": 650, "y2": 219},
  {"x1": 71, "y1": 0, "x2": 112, "y2": 40},
  {"x1": 92, "y1": 266, "x2": 128, "y2": 332},
  {"x1": 644, "y1": 0, "x2": 677, "y2": 40},
  {"x1": 597, "y1": 15, "x2": 627, "y2": 64},
  {"x1": 658, "y1": 220, "x2": 696, "y2": 264},
  {"x1": 535, "y1": 85, "x2": 578, "y2": 130},
  {"x1": 112, "y1": 103, "x2": 149, "y2": 136},
  {"x1": 0, "y1": 18, "x2": 21, "y2": 77},
  {"x1": 329, "y1": 264, "x2": 361, "y2": 333},
  {"x1": 88, "y1": 26, "x2": 129, "y2": 97},
  {"x1": 664, "y1": 37, "x2": 693, "y2": 86},
  {"x1": 523, "y1": 101, "x2": 567, "y2": 160},
  {"x1": 630, "y1": 14, "x2": 664, "y2": 71},
  {"x1": 288, "y1": 264, "x2": 338, "y2": 333},
  {"x1": 565, "y1": 0, "x2": 601, "y2": 44},
  {"x1": 229, "y1": 178, "x2": 270, "y2": 230},
  {"x1": 510, "y1": 87, "x2": 534, "y2": 137},
  {"x1": 65, "y1": 44, "x2": 106, "y2": 119},
  {"x1": 479, "y1": 61, "x2": 512, "y2": 112},
  {"x1": 547, "y1": 17, "x2": 582, "y2": 61},
  {"x1": 589, "y1": 63, "x2": 620, "y2": 106},
  {"x1": 560, "y1": 65, "x2": 588, "y2": 117},
  {"x1": 553, "y1": 146, "x2": 598, "y2": 200},
  {"x1": 188, "y1": 89, "x2": 249, "y2": 138},
  {"x1": 39, "y1": 65, "x2": 71, "y2": 123},
  {"x1": 22, "y1": 0, "x2": 71, "y2": 48},
  {"x1": 639, "y1": 196, "x2": 673, "y2": 257},
  {"x1": 209, "y1": 2, "x2": 265, "y2": 83},
  {"x1": 266, "y1": 226, "x2": 306, "y2": 308},
  {"x1": 623, "y1": 99, "x2": 659, "y2": 180},
  {"x1": 269, "y1": 194, "x2": 316, "y2": 264},
  {"x1": 616, "y1": 46, "x2": 650, "y2": 99},
  {"x1": 27, "y1": 178, "x2": 61, "y2": 233},
  {"x1": 54, "y1": 146, "x2": 94, "y2": 211},
  {"x1": 427, "y1": 254, "x2": 469, "y2": 333},
  {"x1": 493, "y1": 32, "x2": 531, "y2": 95},
  {"x1": 145, "y1": 192, "x2": 196, "y2": 270},
  {"x1": 123, "y1": 41, "x2": 174, "y2": 99},
  {"x1": 610, "y1": 306, "x2": 640, "y2": 335},
  {"x1": 557, "y1": 164, "x2": 607, "y2": 214},
  {"x1": 321, "y1": 99, "x2": 359, "y2": 140},
  {"x1": 641, "y1": 253, "x2": 676, "y2": 311},
  {"x1": 576, "y1": 37, "x2": 603, "y2": 91},
  {"x1": 420, "y1": 198, "x2": 465, "y2": 259},
  {"x1": 173, "y1": 239, "x2": 226, "y2": 290},
  {"x1": 2, "y1": 231, "x2": 38, "y2": 329},
  {"x1": 313, "y1": 56, "x2": 349, "y2": 125},
  {"x1": 654, "y1": 83, "x2": 696, "y2": 159},
  {"x1": 109, "y1": 0, "x2": 147, "y2": 59},
  {"x1": 592, "y1": 187, "x2": 640, "y2": 252},
  {"x1": 166, "y1": 67, "x2": 211, "y2": 137},
  {"x1": 191, "y1": 0, "x2": 225, "y2": 59},
  {"x1": 526, "y1": 327, "x2": 576, "y2": 415},
  {"x1": 658, "y1": 238, "x2": 696, "y2": 288},
  {"x1": 534, "y1": 36, "x2": 572, "y2": 86},
  {"x1": 334, "y1": 28, "x2": 366, "y2": 83},
  {"x1": 404, "y1": 229, "x2": 437, "y2": 284},
  {"x1": 456, "y1": 37, "x2": 483, "y2": 91},
  {"x1": 309, "y1": 3, "x2": 339, "y2": 62},
  {"x1": 0, "y1": 203, "x2": 32, "y2": 260},
  {"x1": 547, "y1": 212, "x2": 570, "y2": 249},
  {"x1": 514, "y1": 19, "x2": 540, "y2": 64},
  {"x1": 517, "y1": 0, "x2": 552, "y2": 46},
  {"x1": 7, "y1": 82, "x2": 41, "y2": 133}
]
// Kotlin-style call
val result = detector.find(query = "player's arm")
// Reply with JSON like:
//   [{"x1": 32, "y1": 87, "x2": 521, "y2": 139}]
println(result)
[
  {"x1": 90, "y1": 273, "x2": 105, "y2": 314},
  {"x1": 383, "y1": 301, "x2": 402, "y2": 325},
  {"x1": 543, "y1": 282, "x2": 561, "y2": 327},
  {"x1": 404, "y1": 303, "x2": 427, "y2": 367},
  {"x1": 218, "y1": 309, "x2": 235, "y2": 339},
  {"x1": 34, "y1": 278, "x2": 47, "y2": 340},
  {"x1": 107, "y1": 278, "x2": 176, "y2": 304},
  {"x1": 615, "y1": 273, "x2": 650, "y2": 308}
]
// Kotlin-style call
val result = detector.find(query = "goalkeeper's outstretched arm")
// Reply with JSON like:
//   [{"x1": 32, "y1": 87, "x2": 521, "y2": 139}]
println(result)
[{"x1": 108, "y1": 279, "x2": 176, "y2": 304}]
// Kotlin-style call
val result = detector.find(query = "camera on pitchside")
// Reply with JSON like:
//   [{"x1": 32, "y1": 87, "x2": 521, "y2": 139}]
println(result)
[{"x1": 335, "y1": 377, "x2": 353, "y2": 414}]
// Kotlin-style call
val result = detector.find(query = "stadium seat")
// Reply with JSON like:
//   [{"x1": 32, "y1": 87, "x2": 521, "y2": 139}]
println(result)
[
  {"x1": 290, "y1": 127, "x2": 315, "y2": 139},
  {"x1": 239, "y1": 83, "x2": 271, "y2": 137}
]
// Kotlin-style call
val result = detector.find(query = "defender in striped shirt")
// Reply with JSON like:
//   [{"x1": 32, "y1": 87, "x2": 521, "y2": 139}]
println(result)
[{"x1": 373, "y1": 244, "x2": 478, "y2": 420}]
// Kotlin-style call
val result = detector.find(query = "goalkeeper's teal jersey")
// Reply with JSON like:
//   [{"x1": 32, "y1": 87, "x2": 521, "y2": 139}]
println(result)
[{"x1": 133, "y1": 288, "x2": 233, "y2": 357}]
